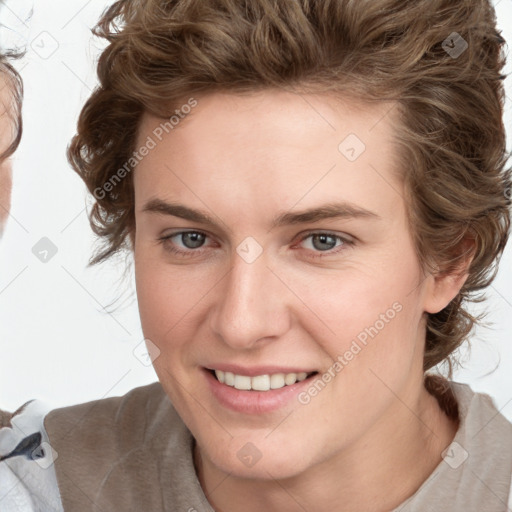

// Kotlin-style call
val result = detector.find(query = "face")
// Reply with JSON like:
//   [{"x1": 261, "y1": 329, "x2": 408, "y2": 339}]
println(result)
[
  {"x1": 0, "y1": 73, "x2": 14, "y2": 234},
  {"x1": 133, "y1": 90, "x2": 458, "y2": 480}
]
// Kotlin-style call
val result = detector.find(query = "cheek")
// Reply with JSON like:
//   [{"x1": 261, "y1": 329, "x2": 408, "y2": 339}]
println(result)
[
  {"x1": 294, "y1": 257, "x2": 419, "y2": 340},
  {"x1": 134, "y1": 254, "x2": 212, "y2": 360},
  {"x1": 135, "y1": 260, "x2": 180, "y2": 339},
  {"x1": 134, "y1": 260, "x2": 193, "y2": 397},
  {"x1": 288, "y1": 248, "x2": 425, "y2": 384}
]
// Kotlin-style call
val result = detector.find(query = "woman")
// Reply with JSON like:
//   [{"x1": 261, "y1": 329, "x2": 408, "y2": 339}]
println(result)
[{"x1": 1, "y1": 0, "x2": 511, "y2": 510}]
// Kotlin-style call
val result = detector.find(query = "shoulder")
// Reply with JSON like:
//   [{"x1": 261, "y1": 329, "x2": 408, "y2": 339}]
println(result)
[
  {"x1": 44, "y1": 380, "x2": 173, "y2": 448},
  {"x1": 44, "y1": 380, "x2": 182, "y2": 467},
  {"x1": 403, "y1": 376, "x2": 512, "y2": 511},
  {"x1": 433, "y1": 378, "x2": 512, "y2": 476},
  {"x1": 0, "y1": 383, "x2": 189, "y2": 512},
  {"x1": 426, "y1": 375, "x2": 512, "y2": 438},
  {"x1": 448, "y1": 380, "x2": 512, "y2": 438},
  {"x1": 43, "y1": 382, "x2": 198, "y2": 511}
]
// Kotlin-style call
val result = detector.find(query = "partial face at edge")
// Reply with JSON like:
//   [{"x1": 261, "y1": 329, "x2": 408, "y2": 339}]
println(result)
[
  {"x1": 131, "y1": 90, "x2": 460, "y2": 479},
  {"x1": 0, "y1": 74, "x2": 14, "y2": 235}
]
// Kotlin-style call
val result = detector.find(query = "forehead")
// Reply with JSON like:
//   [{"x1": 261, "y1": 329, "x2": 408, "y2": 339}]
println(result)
[
  {"x1": 133, "y1": 90, "x2": 405, "y2": 226},
  {"x1": 140, "y1": 89, "x2": 396, "y2": 141},
  {"x1": 136, "y1": 90, "x2": 400, "y2": 176}
]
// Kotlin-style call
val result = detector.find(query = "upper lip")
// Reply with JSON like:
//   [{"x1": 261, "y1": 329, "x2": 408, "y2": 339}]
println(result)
[{"x1": 204, "y1": 365, "x2": 317, "y2": 376}]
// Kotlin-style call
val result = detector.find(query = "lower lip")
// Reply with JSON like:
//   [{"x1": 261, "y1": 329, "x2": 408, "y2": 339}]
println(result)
[{"x1": 203, "y1": 369, "x2": 317, "y2": 414}]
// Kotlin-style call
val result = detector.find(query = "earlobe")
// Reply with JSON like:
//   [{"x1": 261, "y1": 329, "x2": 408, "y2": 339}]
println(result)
[
  {"x1": 423, "y1": 238, "x2": 475, "y2": 314},
  {"x1": 423, "y1": 270, "x2": 470, "y2": 314}
]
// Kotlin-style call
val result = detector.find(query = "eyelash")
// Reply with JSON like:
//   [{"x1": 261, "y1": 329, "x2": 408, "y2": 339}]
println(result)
[{"x1": 157, "y1": 230, "x2": 354, "y2": 259}]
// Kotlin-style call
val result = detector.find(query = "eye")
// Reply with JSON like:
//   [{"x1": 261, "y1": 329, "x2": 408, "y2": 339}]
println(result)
[
  {"x1": 295, "y1": 232, "x2": 353, "y2": 258},
  {"x1": 174, "y1": 231, "x2": 206, "y2": 249},
  {"x1": 158, "y1": 230, "x2": 353, "y2": 259},
  {"x1": 158, "y1": 231, "x2": 212, "y2": 258}
]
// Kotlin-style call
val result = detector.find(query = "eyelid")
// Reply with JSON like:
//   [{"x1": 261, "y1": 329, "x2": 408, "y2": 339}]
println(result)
[
  {"x1": 158, "y1": 229, "x2": 353, "y2": 245},
  {"x1": 158, "y1": 229, "x2": 214, "y2": 248},
  {"x1": 158, "y1": 229, "x2": 217, "y2": 247},
  {"x1": 295, "y1": 229, "x2": 355, "y2": 243}
]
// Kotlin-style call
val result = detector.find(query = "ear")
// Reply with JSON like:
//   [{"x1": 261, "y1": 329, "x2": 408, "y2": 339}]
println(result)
[{"x1": 423, "y1": 237, "x2": 475, "y2": 315}]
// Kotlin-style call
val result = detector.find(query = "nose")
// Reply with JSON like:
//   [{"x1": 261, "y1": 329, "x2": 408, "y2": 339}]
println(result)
[{"x1": 209, "y1": 248, "x2": 291, "y2": 351}]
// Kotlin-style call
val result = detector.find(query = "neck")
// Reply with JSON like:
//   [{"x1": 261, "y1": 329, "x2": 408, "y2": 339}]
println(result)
[{"x1": 194, "y1": 378, "x2": 459, "y2": 512}]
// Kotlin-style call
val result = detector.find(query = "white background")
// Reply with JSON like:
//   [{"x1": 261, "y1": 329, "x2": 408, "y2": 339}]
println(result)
[{"x1": 0, "y1": 0, "x2": 511, "y2": 418}]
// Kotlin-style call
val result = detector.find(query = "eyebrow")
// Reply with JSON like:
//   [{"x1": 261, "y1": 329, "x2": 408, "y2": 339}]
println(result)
[{"x1": 142, "y1": 198, "x2": 381, "y2": 232}]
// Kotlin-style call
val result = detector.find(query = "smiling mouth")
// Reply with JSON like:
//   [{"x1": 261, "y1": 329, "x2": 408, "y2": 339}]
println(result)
[{"x1": 208, "y1": 369, "x2": 318, "y2": 391}]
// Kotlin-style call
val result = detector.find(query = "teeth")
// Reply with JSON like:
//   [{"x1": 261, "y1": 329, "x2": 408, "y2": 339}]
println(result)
[
  {"x1": 225, "y1": 372, "x2": 235, "y2": 386},
  {"x1": 284, "y1": 373, "x2": 297, "y2": 385},
  {"x1": 214, "y1": 370, "x2": 311, "y2": 391},
  {"x1": 234, "y1": 375, "x2": 251, "y2": 390},
  {"x1": 252, "y1": 374, "x2": 270, "y2": 391},
  {"x1": 270, "y1": 373, "x2": 285, "y2": 389}
]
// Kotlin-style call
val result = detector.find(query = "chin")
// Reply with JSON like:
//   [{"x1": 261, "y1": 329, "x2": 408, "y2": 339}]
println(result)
[{"x1": 199, "y1": 433, "x2": 316, "y2": 481}]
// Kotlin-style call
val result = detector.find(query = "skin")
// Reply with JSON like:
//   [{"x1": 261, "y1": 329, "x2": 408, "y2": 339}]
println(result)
[
  {"x1": 133, "y1": 90, "x2": 469, "y2": 512},
  {"x1": 0, "y1": 74, "x2": 14, "y2": 234}
]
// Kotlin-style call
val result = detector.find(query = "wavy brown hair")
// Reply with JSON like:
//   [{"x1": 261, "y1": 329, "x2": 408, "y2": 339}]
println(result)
[{"x1": 68, "y1": 0, "x2": 511, "y2": 375}]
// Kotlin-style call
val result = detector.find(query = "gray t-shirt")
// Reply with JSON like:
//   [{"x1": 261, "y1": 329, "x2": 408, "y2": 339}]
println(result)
[{"x1": 1, "y1": 380, "x2": 511, "y2": 511}]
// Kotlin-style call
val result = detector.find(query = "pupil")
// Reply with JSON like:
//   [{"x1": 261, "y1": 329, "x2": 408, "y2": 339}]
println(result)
[
  {"x1": 313, "y1": 234, "x2": 336, "y2": 251},
  {"x1": 183, "y1": 232, "x2": 205, "y2": 249}
]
